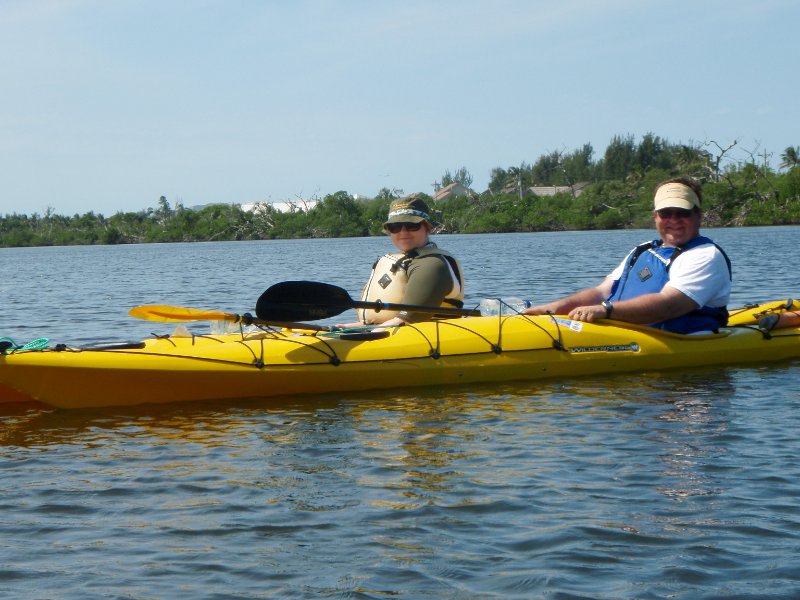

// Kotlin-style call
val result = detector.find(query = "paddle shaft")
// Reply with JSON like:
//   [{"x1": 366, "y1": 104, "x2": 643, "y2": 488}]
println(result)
[{"x1": 347, "y1": 298, "x2": 480, "y2": 317}]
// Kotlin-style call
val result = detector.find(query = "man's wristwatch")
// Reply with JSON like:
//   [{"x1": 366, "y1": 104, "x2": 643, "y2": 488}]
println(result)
[{"x1": 601, "y1": 300, "x2": 614, "y2": 319}]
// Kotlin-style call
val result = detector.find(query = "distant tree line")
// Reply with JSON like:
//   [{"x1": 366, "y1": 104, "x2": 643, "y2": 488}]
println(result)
[{"x1": 1, "y1": 134, "x2": 799, "y2": 247}]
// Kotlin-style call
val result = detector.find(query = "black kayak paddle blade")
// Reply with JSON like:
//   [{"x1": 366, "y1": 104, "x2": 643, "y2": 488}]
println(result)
[{"x1": 256, "y1": 281, "x2": 354, "y2": 321}]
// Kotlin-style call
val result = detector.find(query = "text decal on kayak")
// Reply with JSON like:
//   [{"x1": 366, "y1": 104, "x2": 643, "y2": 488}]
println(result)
[{"x1": 569, "y1": 343, "x2": 640, "y2": 354}]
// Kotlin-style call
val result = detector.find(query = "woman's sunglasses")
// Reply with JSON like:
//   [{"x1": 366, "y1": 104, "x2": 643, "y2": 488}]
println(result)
[
  {"x1": 385, "y1": 222, "x2": 423, "y2": 234},
  {"x1": 656, "y1": 208, "x2": 693, "y2": 220}
]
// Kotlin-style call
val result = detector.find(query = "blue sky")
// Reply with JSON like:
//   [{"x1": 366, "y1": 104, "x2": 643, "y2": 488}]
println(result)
[{"x1": 1, "y1": 0, "x2": 798, "y2": 216}]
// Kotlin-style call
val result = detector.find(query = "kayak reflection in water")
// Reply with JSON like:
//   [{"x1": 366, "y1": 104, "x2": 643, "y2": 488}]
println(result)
[{"x1": 336, "y1": 194, "x2": 465, "y2": 330}]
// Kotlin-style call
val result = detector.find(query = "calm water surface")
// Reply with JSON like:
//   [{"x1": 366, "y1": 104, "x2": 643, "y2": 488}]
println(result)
[{"x1": 1, "y1": 228, "x2": 800, "y2": 599}]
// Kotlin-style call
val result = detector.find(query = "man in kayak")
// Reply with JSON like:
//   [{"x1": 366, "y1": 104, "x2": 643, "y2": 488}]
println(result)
[
  {"x1": 524, "y1": 177, "x2": 732, "y2": 334},
  {"x1": 337, "y1": 194, "x2": 465, "y2": 329}
]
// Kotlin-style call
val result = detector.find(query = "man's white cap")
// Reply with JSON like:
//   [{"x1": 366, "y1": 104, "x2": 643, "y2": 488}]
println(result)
[{"x1": 654, "y1": 182, "x2": 700, "y2": 210}]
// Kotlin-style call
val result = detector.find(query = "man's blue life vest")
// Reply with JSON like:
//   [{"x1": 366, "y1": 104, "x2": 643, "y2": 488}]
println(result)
[{"x1": 607, "y1": 236, "x2": 732, "y2": 334}]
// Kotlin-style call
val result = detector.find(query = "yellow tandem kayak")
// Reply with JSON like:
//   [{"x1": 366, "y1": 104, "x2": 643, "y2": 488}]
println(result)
[{"x1": 1, "y1": 299, "x2": 798, "y2": 409}]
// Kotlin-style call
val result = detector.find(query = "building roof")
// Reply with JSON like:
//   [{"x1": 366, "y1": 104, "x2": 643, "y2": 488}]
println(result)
[{"x1": 433, "y1": 182, "x2": 470, "y2": 202}]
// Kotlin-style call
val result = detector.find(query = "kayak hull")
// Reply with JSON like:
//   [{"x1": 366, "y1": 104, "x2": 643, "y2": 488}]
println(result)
[{"x1": 1, "y1": 307, "x2": 799, "y2": 409}]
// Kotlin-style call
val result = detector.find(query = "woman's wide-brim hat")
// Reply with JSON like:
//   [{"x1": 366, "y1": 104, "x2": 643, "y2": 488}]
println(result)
[{"x1": 384, "y1": 194, "x2": 431, "y2": 226}]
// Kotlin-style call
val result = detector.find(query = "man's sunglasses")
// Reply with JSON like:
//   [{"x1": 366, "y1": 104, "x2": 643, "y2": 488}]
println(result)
[
  {"x1": 385, "y1": 222, "x2": 423, "y2": 233},
  {"x1": 656, "y1": 208, "x2": 693, "y2": 220}
]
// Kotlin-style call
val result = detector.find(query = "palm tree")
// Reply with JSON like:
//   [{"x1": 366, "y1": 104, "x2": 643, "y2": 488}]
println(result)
[{"x1": 780, "y1": 146, "x2": 799, "y2": 170}]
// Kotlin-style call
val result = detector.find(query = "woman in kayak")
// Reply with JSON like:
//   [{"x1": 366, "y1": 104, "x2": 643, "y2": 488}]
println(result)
[{"x1": 337, "y1": 194, "x2": 464, "y2": 329}]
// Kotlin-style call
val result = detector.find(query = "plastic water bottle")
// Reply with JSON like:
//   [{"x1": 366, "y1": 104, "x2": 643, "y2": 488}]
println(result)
[
  {"x1": 501, "y1": 297, "x2": 532, "y2": 314},
  {"x1": 479, "y1": 298, "x2": 501, "y2": 316},
  {"x1": 479, "y1": 297, "x2": 532, "y2": 316},
  {"x1": 210, "y1": 320, "x2": 241, "y2": 335}
]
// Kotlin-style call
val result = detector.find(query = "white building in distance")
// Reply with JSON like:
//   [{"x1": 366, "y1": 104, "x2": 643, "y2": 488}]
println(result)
[{"x1": 240, "y1": 199, "x2": 320, "y2": 214}]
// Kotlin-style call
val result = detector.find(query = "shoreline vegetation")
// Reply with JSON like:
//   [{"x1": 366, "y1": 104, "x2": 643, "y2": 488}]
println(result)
[{"x1": 2, "y1": 134, "x2": 799, "y2": 248}]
